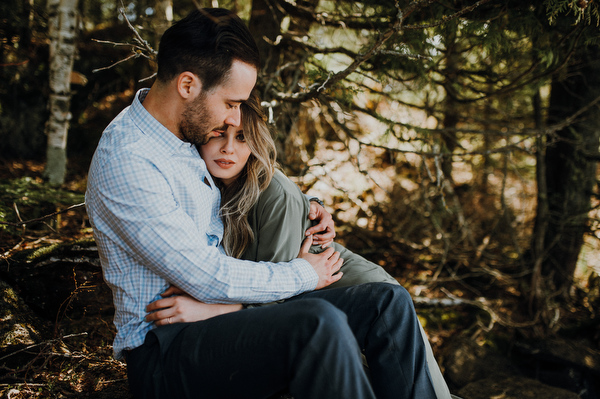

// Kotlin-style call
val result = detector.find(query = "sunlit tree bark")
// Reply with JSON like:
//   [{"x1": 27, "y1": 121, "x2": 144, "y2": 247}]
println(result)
[{"x1": 44, "y1": 0, "x2": 79, "y2": 185}]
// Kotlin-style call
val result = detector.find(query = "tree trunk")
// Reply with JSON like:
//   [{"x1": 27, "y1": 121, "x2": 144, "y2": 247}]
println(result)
[
  {"x1": 530, "y1": 89, "x2": 550, "y2": 315},
  {"x1": 531, "y1": 49, "x2": 600, "y2": 310},
  {"x1": 44, "y1": 0, "x2": 79, "y2": 185},
  {"x1": 441, "y1": 23, "x2": 459, "y2": 184}
]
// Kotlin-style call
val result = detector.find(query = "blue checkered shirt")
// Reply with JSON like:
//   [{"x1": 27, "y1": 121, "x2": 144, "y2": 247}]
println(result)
[{"x1": 85, "y1": 89, "x2": 318, "y2": 359}]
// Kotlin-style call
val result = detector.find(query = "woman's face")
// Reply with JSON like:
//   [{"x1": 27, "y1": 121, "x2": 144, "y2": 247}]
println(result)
[{"x1": 199, "y1": 124, "x2": 252, "y2": 186}]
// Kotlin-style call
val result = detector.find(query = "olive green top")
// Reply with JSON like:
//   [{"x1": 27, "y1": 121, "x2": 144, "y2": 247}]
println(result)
[
  {"x1": 240, "y1": 171, "x2": 452, "y2": 399},
  {"x1": 241, "y1": 170, "x2": 398, "y2": 289}
]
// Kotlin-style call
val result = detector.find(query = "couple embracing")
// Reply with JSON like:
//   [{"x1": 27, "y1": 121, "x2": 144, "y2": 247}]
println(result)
[{"x1": 86, "y1": 7, "x2": 454, "y2": 399}]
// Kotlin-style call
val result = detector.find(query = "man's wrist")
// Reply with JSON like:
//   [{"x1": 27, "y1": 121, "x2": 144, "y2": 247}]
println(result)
[{"x1": 309, "y1": 197, "x2": 325, "y2": 207}]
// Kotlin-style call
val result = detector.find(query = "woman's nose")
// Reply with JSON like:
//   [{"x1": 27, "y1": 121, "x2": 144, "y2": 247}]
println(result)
[{"x1": 220, "y1": 138, "x2": 234, "y2": 154}]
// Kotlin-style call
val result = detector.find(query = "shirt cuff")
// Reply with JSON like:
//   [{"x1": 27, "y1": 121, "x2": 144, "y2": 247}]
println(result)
[{"x1": 290, "y1": 258, "x2": 319, "y2": 291}]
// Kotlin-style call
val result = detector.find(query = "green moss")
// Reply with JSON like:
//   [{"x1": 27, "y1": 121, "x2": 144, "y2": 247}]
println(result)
[
  {"x1": 0, "y1": 176, "x2": 84, "y2": 235},
  {"x1": 25, "y1": 243, "x2": 62, "y2": 262},
  {"x1": 417, "y1": 307, "x2": 469, "y2": 331},
  {"x1": 7, "y1": 237, "x2": 97, "y2": 263}
]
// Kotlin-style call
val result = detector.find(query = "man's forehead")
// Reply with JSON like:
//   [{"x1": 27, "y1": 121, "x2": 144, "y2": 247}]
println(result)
[{"x1": 212, "y1": 60, "x2": 257, "y2": 99}]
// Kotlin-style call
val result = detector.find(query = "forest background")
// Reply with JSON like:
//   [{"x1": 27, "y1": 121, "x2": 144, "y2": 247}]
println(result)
[{"x1": 1, "y1": 0, "x2": 599, "y2": 398}]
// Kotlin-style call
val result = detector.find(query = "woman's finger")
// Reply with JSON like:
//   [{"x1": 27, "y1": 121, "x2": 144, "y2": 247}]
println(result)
[
  {"x1": 146, "y1": 296, "x2": 171, "y2": 313},
  {"x1": 146, "y1": 307, "x2": 171, "y2": 323},
  {"x1": 298, "y1": 234, "x2": 314, "y2": 256}
]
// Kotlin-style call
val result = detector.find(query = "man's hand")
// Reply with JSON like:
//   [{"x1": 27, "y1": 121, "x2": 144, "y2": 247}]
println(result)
[
  {"x1": 306, "y1": 200, "x2": 335, "y2": 247},
  {"x1": 298, "y1": 235, "x2": 343, "y2": 289},
  {"x1": 145, "y1": 286, "x2": 242, "y2": 326}
]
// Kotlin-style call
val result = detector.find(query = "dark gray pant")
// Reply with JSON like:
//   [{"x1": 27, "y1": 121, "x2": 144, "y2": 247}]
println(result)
[{"x1": 125, "y1": 283, "x2": 436, "y2": 399}]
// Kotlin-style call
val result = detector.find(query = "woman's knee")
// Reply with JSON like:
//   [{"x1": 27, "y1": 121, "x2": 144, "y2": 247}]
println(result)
[
  {"x1": 288, "y1": 298, "x2": 352, "y2": 337},
  {"x1": 294, "y1": 298, "x2": 346, "y2": 321},
  {"x1": 358, "y1": 282, "x2": 416, "y2": 312}
]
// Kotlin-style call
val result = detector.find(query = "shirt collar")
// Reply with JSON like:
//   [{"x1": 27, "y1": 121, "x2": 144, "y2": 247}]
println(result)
[
  {"x1": 129, "y1": 88, "x2": 211, "y2": 184},
  {"x1": 129, "y1": 88, "x2": 194, "y2": 155}
]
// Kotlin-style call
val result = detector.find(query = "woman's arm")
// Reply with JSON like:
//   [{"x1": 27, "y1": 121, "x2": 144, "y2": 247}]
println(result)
[
  {"x1": 243, "y1": 171, "x2": 314, "y2": 263},
  {"x1": 145, "y1": 286, "x2": 242, "y2": 326},
  {"x1": 247, "y1": 171, "x2": 399, "y2": 291}
]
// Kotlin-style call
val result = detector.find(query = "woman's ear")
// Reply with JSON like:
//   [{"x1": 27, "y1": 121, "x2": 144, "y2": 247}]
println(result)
[{"x1": 176, "y1": 72, "x2": 202, "y2": 99}]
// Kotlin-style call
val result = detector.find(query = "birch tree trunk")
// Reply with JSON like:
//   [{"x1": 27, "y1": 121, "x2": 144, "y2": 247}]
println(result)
[{"x1": 44, "y1": 0, "x2": 79, "y2": 185}]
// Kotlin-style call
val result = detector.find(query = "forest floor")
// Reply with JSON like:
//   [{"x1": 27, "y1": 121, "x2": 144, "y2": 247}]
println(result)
[
  {"x1": 0, "y1": 159, "x2": 131, "y2": 399},
  {"x1": 1, "y1": 160, "x2": 599, "y2": 399}
]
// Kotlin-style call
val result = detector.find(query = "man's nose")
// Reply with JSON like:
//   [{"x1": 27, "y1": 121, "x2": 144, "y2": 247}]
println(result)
[{"x1": 224, "y1": 107, "x2": 241, "y2": 127}]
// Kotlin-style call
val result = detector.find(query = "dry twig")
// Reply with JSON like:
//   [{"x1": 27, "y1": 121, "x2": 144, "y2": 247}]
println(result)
[
  {"x1": 441, "y1": 288, "x2": 538, "y2": 329},
  {"x1": 0, "y1": 203, "x2": 85, "y2": 227}
]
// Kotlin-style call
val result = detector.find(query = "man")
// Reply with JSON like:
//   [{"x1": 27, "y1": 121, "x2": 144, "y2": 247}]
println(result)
[{"x1": 86, "y1": 8, "x2": 438, "y2": 399}]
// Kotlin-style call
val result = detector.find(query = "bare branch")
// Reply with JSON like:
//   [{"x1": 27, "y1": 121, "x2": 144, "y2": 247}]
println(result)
[
  {"x1": 0, "y1": 333, "x2": 88, "y2": 362},
  {"x1": 441, "y1": 288, "x2": 538, "y2": 328},
  {"x1": 92, "y1": 52, "x2": 139, "y2": 73},
  {"x1": 0, "y1": 203, "x2": 85, "y2": 227},
  {"x1": 118, "y1": 7, "x2": 157, "y2": 60},
  {"x1": 92, "y1": 6, "x2": 157, "y2": 75}
]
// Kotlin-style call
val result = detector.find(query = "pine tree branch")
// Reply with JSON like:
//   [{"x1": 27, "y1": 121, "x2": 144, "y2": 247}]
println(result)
[
  {"x1": 271, "y1": 1, "x2": 412, "y2": 103},
  {"x1": 403, "y1": 0, "x2": 493, "y2": 30}
]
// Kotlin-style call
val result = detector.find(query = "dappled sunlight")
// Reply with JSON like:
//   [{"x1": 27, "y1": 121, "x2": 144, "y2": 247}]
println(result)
[{"x1": 1, "y1": 0, "x2": 599, "y2": 397}]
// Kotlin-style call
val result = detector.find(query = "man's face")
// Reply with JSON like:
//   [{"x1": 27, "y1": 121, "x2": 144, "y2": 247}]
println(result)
[{"x1": 178, "y1": 60, "x2": 257, "y2": 146}]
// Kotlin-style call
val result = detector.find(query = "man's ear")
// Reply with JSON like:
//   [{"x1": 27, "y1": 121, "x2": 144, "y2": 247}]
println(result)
[{"x1": 176, "y1": 72, "x2": 202, "y2": 99}]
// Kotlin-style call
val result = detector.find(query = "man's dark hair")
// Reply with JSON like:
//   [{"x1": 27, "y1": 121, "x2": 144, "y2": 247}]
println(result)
[{"x1": 156, "y1": 8, "x2": 260, "y2": 91}]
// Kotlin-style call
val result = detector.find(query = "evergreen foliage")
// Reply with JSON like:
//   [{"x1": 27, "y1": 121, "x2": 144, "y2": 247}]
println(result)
[{"x1": 0, "y1": 0, "x2": 598, "y2": 334}]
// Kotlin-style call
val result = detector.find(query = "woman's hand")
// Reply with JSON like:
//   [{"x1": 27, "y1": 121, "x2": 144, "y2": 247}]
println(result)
[
  {"x1": 306, "y1": 200, "x2": 335, "y2": 247},
  {"x1": 298, "y1": 235, "x2": 343, "y2": 289},
  {"x1": 145, "y1": 286, "x2": 243, "y2": 326}
]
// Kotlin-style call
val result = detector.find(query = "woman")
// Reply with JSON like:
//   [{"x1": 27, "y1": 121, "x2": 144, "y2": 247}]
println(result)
[
  {"x1": 202, "y1": 91, "x2": 398, "y2": 288},
  {"x1": 147, "y1": 91, "x2": 452, "y2": 399}
]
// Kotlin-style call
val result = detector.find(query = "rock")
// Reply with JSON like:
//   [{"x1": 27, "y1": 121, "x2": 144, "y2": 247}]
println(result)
[
  {"x1": 458, "y1": 375, "x2": 581, "y2": 399},
  {"x1": 0, "y1": 279, "x2": 49, "y2": 354}
]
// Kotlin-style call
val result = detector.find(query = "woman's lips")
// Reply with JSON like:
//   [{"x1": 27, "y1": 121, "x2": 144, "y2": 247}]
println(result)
[{"x1": 214, "y1": 159, "x2": 235, "y2": 169}]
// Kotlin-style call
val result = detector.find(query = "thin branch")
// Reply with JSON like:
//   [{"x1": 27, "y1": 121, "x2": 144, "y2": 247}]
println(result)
[
  {"x1": 441, "y1": 288, "x2": 538, "y2": 328},
  {"x1": 118, "y1": 6, "x2": 157, "y2": 59},
  {"x1": 0, "y1": 333, "x2": 88, "y2": 362},
  {"x1": 0, "y1": 203, "x2": 85, "y2": 227},
  {"x1": 92, "y1": 52, "x2": 139, "y2": 73},
  {"x1": 35, "y1": 256, "x2": 100, "y2": 267},
  {"x1": 92, "y1": 6, "x2": 157, "y2": 74}
]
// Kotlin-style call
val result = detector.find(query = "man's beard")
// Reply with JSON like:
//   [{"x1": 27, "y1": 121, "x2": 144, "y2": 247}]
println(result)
[{"x1": 179, "y1": 93, "x2": 226, "y2": 146}]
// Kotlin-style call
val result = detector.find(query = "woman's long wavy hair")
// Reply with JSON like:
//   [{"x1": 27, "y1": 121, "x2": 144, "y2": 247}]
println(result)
[{"x1": 217, "y1": 90, "x2": 277, "y2": 258}]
